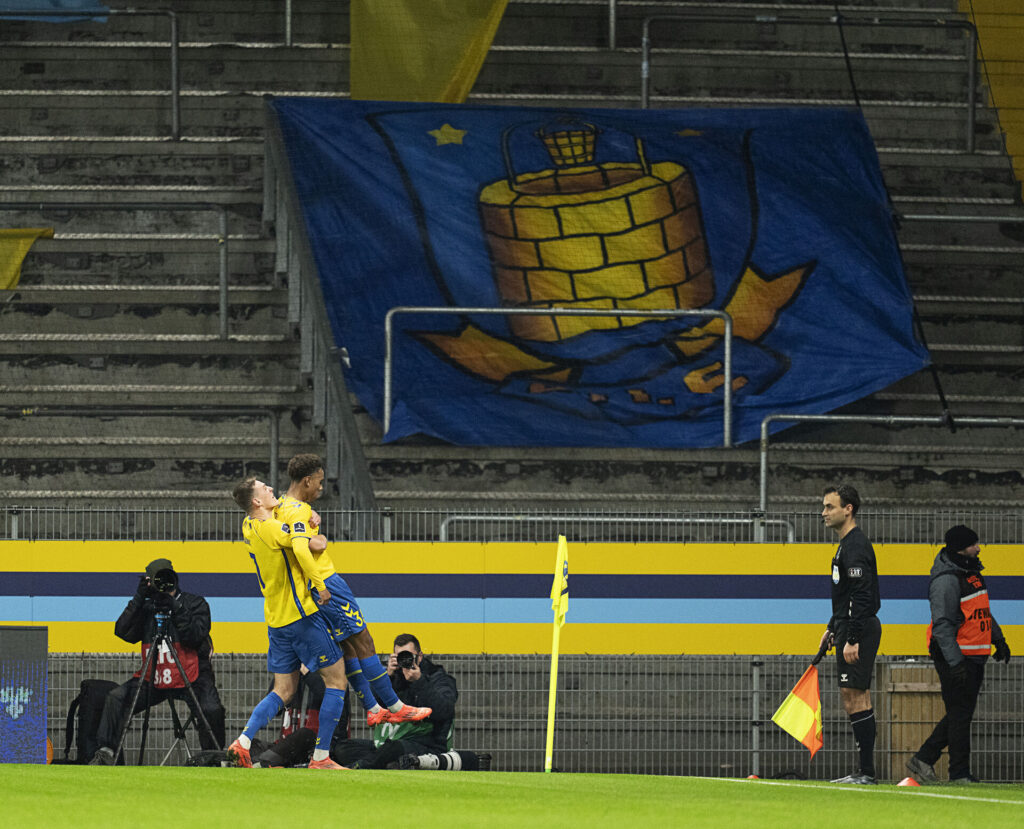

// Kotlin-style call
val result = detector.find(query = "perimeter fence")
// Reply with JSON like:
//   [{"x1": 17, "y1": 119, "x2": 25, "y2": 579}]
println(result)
[
  {"x1": 48, "y1": 653, "x2": 1023, "y2": 780},
  {"x1": 6, "y1": 506, "x2": 1024, "y2": 544}
]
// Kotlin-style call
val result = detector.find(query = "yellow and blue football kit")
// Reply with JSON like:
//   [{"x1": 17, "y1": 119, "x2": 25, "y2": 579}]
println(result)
[
  {"x1": 275, "y1": 496, "x2": 368, "y2": 641},
  {"x1": 242, "y1": 514, "x2": 340, "y2": 674}
]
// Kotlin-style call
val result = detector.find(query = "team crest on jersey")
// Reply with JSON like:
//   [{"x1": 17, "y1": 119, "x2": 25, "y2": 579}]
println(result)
[
  {"x1": 294, "y1": 522, "x2": 306, "y2": 534},
  {"x1": 832, "y1": 565, "x2": 840, "y2": 584},
  {"x1": 847, "y1": 567, "x2": 863, "y2": 578},
  {"x1": 281, "y1": 524, "x2": 290, "y2": 533}
]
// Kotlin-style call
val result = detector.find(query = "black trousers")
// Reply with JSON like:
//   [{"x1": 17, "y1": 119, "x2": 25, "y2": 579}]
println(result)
[
  {"x1": 97, "y1": 666, "x2": 226, "y2": 754},
  {"x1": 917, "y1": 653, "x2": 985, "y2": 780},
  {"x1": 333, "y1": 737, "x2": 437, "y2": 769}
]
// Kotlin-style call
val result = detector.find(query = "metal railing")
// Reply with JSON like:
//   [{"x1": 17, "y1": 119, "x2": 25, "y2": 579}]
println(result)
[
  {"x1": 1, "y1": 406, "x2": 283, "y2": 500},
  {"x1": 384, "y1": 306, "x2": 735, "y2": 446},
  {"x1": 263, "y1": 106, "x2": 376, "y2": 513},
  {"x1": 639, "y1": 12, "x2": 979, "y2": 152},
  {"x1": 1, "y1": 201, "x2": 232, "y2": 340},
  {"x1": 7, "y1": 505, "x2": 1024, "y2": 544},
  {"x1": 0, "y1": 7, "x2": 181, "y2": 138},
  {"x1": 757, "y1": 413, "x2": 1024, "y2": 538}
]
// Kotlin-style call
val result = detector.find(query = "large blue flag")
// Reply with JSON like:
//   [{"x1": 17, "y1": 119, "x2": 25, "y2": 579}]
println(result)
[{"x1": 271, "y1": 99, "x2": 929, "y2": 448}]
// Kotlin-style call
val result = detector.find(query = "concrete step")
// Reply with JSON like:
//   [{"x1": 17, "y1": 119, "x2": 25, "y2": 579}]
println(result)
[
  {"x1": 0, "y1": 303, "x2": 288, "y2": 336},
  {"x1": 0, "y1": 139, "x2": 264, "y2": 189},
  {"x1": 0, "y1": 383, "x2": 304, "y2": 408},
  {"x1": 0, "y1": 202, "x2": 264, "y2": 236}
]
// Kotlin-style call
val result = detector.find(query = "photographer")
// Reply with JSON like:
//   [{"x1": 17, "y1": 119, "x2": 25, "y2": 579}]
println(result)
[
  {"x1": 89, "y1": 558, "x2": 226, "y2": 764},
  {"x1": 332, "y1": 633, "x2": 488, "y2": 771}
]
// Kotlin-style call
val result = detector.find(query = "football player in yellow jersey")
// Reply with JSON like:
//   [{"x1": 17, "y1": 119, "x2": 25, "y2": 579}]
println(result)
[
  {"x1": 226, "y1": 477, "x2": 350, "y2": 770},
  {"x1": 279, "y1": 453, "x2": 431, "y2": 728}
]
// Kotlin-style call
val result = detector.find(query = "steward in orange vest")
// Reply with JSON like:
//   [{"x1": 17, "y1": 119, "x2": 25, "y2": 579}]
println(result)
[{"x1": 907, "y1": 525, "x2": 1011, "y2": 785}]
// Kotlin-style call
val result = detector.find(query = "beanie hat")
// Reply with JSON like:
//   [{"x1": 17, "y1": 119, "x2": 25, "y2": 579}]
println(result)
[
  {"x1": 145, "y1": 558, "x2": 175, "y2": 579},
  {"x1": 944, "y1": 525, "x2": 978, "y2": 553}
]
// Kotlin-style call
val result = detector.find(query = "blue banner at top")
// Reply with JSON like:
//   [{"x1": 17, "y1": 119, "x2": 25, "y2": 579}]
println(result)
[
  {"x1": 0, "y1": 1, "x2": 108, "y2": 21},
  {"x1": 271, "y1": 99, "x2": 929, "y2": 448}
]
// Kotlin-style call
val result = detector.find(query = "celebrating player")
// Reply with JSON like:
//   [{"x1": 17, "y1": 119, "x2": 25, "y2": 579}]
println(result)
[
  {"x1": 275, "y1": 454, "x2": 431, "y2": 727},
  {"x1": 227, "y1": 477, "x2": 350, "y2": 770}
]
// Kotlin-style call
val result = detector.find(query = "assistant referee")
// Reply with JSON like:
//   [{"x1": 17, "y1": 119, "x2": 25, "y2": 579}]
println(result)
[{"x1": 819, "y1": 483, "x2": 881, "y2": 784}]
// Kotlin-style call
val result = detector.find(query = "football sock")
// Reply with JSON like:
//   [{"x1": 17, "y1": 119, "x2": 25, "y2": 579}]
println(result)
[
  {"x1": 344, "y1": 657, "x2": 378, "y2": 711},
  {"x1": 314, "y1": 687, "x2": 346, "y2": 761},
  {"x1": 359, "y1": 656, "x2": 400, "y2": 708},
  {"x1": 242, "y1": 692, "x2": 284, "y2": 742},
  {"x1": 850, "y1": 708, "x2": 876, "y2": 777}
]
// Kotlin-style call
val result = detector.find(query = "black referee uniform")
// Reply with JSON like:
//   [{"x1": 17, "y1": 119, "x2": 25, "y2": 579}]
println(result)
[
  {"x1": 827, "y1": 524, "x2": 882, "y2": 783},
  {"x1": 827, "y1": 525, "x2": 882, "y2": 688}
]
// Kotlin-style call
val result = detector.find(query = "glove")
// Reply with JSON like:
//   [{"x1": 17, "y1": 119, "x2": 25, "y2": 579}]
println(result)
[
  {"x1": 133, "y1": 575, "x2": 151, "y2": 602},
  {"x1": 152, "y1": 591, "x2": 175, "y2": 612},
  {"x1": 949, "y1": 661, "x2": 970, "y2": 692},
  {"x1": 993, "y1": 640, "x2": 1011, "y2": 664}
]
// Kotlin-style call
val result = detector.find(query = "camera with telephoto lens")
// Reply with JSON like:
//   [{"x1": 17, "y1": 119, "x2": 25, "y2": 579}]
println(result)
[
  {"x1": 150, "y1": 568, "x2": 176, "y2": 593},
  {"x1": 395, "y1": 651, "x2": 416, "y2": 669}
]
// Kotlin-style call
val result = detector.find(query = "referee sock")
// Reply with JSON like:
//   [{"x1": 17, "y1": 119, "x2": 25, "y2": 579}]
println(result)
[
  {"x1": 312, "y1": 687, "x2": 346, "y2": 762},
  {"x1": 849, "y1": 708, "x2": 876, "y2": 778},
  {"x1": 242, "y1": 691, "x2": 285, "y2": 742},
  {"x1": 344, "y1": 657, "x2": 378, "y2": 711},
  {"x1": 359, "y1": 656, "x2": 400, "y2": 708}
]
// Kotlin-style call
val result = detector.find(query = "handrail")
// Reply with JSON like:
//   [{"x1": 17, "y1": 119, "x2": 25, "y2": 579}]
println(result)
[
  {"x1": 439, "y1": 512, "x2": 794, "y2": 542},
  {"x1": 640, "y1": 12, "x2": 978, "y2": 152},
  {"x1": 263, "y1": 105, "x2": 378, "y2": 513},
  {"x1": 0, "y1": 201, "x2": 231, "y2": 340},
  {"x1": 0, "y1": 7, "x2": 181, "y2": 139},
  {"x1": 757, "y1": 413, "x2": 1024, "y2": 537},
  {"x1": 1, "y1": 404, "x2": 283, "y2": 491},
  {"x1": 384, "y1": 306, "x2": 735, "y2": 446}
]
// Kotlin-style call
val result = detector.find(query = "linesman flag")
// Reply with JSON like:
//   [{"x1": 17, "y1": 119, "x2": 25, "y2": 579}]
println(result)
[
  {"x1": 771, "y1": 663, "x2": 823, "y2": 758},
  {"x1": 551, "y1": 535, "x2": 568, "y2": 626}
]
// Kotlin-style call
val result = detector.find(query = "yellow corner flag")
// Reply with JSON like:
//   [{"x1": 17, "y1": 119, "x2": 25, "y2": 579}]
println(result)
[
  {"x1": 550, "y1": 534, "x2": 568, "y2": 627},
  {"x1": 544, "y1": 534, "x2": 569, "y2": 772},
  {"x1": 351, "y1": 0, "x2": 508, "y2": 103},
  {"x1": 1, "y1": 228, "x2": 54, "y2": 290},
  {"x1": 771, "y1": 664, "x2": 823, "y2": 758}
]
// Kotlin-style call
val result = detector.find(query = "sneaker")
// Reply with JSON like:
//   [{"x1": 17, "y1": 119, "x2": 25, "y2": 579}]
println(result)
[
  {"x1": 477, "y1": 753, "x2": 492, "y2": 772},
  {"x1": 226, "y1": 739, "x2": 252, "y2": 768},
  {"x1": 308, "y1": 756, "x2": 351, "y2": 770},
  {"x1": 950, "y1": 774, "x2": 981, "y2": 785},
  {"x1": 366, "y1": 707, "x2": 390, "y2": 727},
  {"x1": 387, "y1": 704, "x2": 432, "y2": 723},
  {"x1": 906, "y1": 756, "x2": 938, "y2": 785},
  {"x1": 398, "y1": 753, "x2": 421, "y2": 769},
  {"x1": 87, "y1": 747, "x2": 116, "y2": 766},
  {"x1": 831, "y1": 772, "x2": 877, "y2": 784}
]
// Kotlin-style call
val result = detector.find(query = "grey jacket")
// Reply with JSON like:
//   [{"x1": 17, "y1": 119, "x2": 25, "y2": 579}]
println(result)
[{"x1": 928, "y1": 547, "x2": 1004, "y2": 667}]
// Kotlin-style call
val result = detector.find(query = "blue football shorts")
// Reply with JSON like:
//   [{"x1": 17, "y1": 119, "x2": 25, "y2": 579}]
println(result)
[
  {"x1": 267, "y1": 610, "x2": 341, "y2": 674},
  {"x1": 320, "y1": 573, "x2": 368, "y2": 641}
]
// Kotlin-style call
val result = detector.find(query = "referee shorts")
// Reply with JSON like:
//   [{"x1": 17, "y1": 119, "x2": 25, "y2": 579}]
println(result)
[
  {"x1": 267, "y1": 610, "x2": 341, "y2": 675},
  {"x1": 835, "y1": 616, "x2": 881, "y2": 690}
]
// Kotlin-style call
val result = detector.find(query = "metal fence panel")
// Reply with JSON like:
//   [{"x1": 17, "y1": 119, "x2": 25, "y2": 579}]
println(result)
[
  {"x1": 47, "y1": 654, "x2": 1023, "y2": 779},
  {"x1": 8, "y1": 506, "x2": 1024, "y2": 543}
]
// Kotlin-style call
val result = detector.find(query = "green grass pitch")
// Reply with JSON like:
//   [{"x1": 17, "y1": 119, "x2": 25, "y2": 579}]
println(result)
[{"x1": 4, "y1": 766, "x2": 1023, "y2": 828}]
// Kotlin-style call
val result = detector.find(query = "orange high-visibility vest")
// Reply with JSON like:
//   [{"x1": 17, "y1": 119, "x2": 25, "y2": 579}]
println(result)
[{"x1": 927, "y1": 570, "x2": 993, "y2": 656}]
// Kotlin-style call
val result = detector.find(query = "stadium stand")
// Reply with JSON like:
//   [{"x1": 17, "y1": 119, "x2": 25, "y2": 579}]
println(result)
[{"x1": 1, "y1": 0, "x2": 1022, "y2": 519}]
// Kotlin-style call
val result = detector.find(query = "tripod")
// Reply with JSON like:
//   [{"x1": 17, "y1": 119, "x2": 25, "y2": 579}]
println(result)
[{"x1": 112, "y1": 611, "x2": 218, "y2": 765}]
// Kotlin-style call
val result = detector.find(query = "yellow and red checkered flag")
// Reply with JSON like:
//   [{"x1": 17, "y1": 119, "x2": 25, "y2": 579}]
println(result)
[{"x1": 771, "y1": 662, "x2": 823, "y2": 758}]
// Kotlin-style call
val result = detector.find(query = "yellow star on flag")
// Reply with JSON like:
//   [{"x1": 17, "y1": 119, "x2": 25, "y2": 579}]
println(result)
[{"x1": 428, "y1": 123, "x2": 467, "y2": 146}]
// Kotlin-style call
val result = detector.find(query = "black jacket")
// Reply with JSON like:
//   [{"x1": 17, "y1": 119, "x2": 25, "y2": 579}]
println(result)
[
  {"x1": 391, "y1": 656, "x2": 458, "y2": 750},
  {"x1": 115, "y1": 589, "x2": 214, "y2": 671},
  {"x1": 827, "y1": 526, "x2": 881, "y2": 645}
]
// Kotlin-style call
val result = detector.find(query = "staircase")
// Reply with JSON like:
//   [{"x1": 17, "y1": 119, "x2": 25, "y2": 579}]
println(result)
[{"x1": 1, "y1": 0, "x2": 1022, "y2": 521}]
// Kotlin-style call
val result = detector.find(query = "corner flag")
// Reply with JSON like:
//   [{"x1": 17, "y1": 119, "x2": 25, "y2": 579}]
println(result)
[
  {"x1": 771, "y1": 663, "x2": 823, "y2": 758},
  {"x1": 544, "y1": 534, "x2": 569, "y2": 772},
  {"x1": 550, "y1": 534, "x2": 568, "y2": 626}
]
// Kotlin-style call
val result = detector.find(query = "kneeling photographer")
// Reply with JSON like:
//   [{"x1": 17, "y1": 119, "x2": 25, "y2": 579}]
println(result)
[
  {"x1": 333, "y1": 633, "x2": 488, "y2": 770},
  {"x1": 89, "y1": 558, "x2": 225, "y2": 764}
]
